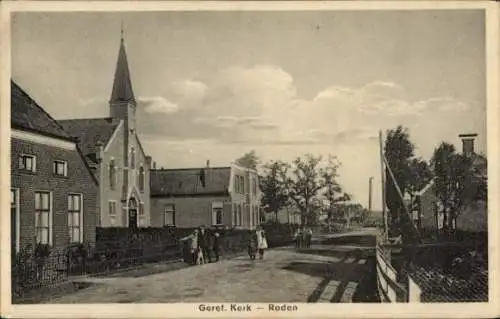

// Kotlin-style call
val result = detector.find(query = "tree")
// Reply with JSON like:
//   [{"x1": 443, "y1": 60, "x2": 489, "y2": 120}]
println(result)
[
  {"x1": 431, "y1": 142, "x2": 485, "y2": 232},
  {"x1": 259, "y1": 160, "x2": 289, "y2": 223},
  {"x1": 235, "y1": 150, "x2": 260, "y2": 170},
  {"x1": 384, "y1": 126, "x2": 415, "y2": 235},
  {"x1": 282, "y1": 155, "x2": 323, "y2": 226},
  {"x1": 319, "y1": 155, "x2": 343, "y2": 230}
]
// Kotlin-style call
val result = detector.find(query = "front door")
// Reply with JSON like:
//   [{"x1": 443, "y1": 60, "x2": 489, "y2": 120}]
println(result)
[{"x1": 128, "y1": 197, "x2": 138, "y2": 230}]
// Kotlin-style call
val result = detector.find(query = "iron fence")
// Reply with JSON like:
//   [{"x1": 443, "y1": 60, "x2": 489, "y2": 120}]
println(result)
[{"x1": 12, "y1": 225, "x2": 297, "y2": 298}]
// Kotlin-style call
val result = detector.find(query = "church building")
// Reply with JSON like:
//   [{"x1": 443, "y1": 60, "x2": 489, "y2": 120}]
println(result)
[{"x1": 59, "y1": 34, "x2": 152, "y2": 229}]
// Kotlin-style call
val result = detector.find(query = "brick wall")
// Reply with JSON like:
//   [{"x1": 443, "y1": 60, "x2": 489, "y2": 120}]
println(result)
[
  {"x1": 11, "y1": 136, "x2": 98, "y2": 252},
  {"x1": 150, "y1": 195, "x2": 231, "y2": 228}
]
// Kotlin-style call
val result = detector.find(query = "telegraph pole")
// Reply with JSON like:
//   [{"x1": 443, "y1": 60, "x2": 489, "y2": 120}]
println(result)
[
  {"x1": 368, "y1": 177, "x2": 373, "y2": 212},
  {"x1": 379, "y1": 131, "x2": 388, "y2": 240}
]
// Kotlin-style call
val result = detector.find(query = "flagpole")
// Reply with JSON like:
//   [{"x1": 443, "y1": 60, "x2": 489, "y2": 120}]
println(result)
[{"x1": 379, "y1": 130, "x2": 389, "y2": 241}]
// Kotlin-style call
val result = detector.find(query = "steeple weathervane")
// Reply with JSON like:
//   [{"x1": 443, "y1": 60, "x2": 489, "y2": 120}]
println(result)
[{"x1": 120, "y1": 21, "x2": 124, "y2": 42}]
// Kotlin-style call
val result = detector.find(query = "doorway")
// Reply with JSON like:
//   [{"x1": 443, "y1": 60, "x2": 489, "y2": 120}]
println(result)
[{"x1": 128, "y1": 197, "x2": 138, "y2": 230}]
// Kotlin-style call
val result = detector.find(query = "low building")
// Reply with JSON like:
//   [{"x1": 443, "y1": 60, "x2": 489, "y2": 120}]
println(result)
[
  {"x1": 264, "y1": 208, "x2": 301, "y2": 224},
  {"x1": 10, "y1": 81, "x2": 99, "y2": 255},
  {"x1": 150, "y1": 163, "x2": 261, "y2": 229},
  {"x1": 414, "y1": 134, "x2": 487, "y2": 233}
]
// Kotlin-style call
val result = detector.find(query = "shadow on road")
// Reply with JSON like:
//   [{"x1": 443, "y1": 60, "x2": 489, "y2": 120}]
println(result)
[{"x1": 317, "y1": 235, "x2": 376, "y2": 247}]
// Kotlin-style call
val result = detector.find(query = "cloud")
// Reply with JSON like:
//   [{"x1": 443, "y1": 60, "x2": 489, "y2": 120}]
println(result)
[
  {"x1": 140, "y1": 96, "x2": 179, "y2": 114},
  {"x1": 136, "y1": 65, "x2": 474, "y2": 151}
]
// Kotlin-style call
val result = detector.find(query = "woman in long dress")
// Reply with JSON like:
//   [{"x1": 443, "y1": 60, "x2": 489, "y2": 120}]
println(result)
[{"x1": 256, "y1": 225, "x2": 268, "y2": 260}]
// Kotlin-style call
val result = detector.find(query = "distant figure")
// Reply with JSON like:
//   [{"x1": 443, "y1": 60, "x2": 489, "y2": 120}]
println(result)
[
  {"x1": 305, "y1": 228, "x2": 313, "y2": 248},
  {"x1": 294, "y1": 228, "x2": 302, "y2": 248},
  {"x1": 256, "y1": 225, "x2": 268, "y2": 260},
  {"x1": 248, "y1": 230, "x2": 257, "y2": 260},
  {"x1": 212, "y1": 231, "x2": 221, "y2": 262}
]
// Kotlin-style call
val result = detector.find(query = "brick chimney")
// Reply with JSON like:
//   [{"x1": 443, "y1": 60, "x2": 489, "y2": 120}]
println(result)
[
  {"x1": 206, "y1": 160, "x2": 210, "y2": 168},
  {"x1": 459, "y1": 133, "x2": 477, "y2": 157},
  {"x1": 152, "y1": 161, "x2": 156, "y2": 169}
]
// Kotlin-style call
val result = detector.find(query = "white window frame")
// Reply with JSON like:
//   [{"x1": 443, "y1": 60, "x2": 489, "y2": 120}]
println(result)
[
  {"x1": 212, "y1": 202, "x2": 224, "y2": 226},
  {"x1": 19, "y1": 154, "x2": 36, "y2": 173},
  {"x1": 109, "y1": 200, "x2": 117, "y2": 216},
  {"x1": 164, "y1": 204, "x2": 175, "y2": 226},
  {"x1": 139, "y1": 201, "x2": 145, "y2": 216},
  {"x1": 34, "y1": 191, "x2": 53, "y2": 246},
  {"x1": 53, "y1": 160, "x2": 68, "y2": 177},
  {"x1": 11, "y1": 188, "x2": 20, "y2": 253},
  {"x1": 68, "y1": 193, "x2": 84, "y2": 243}
]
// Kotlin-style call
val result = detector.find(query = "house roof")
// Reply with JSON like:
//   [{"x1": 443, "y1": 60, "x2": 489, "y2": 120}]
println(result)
[
  {"x1": 11, "y1": 81, "x2": 73, "y2": 141},
  {"x1": 151, "y1": 167, "x2": 231, "y2": 196},
  {"x1": 58, "y1": 117, "x2": 121, "y2": 163}
]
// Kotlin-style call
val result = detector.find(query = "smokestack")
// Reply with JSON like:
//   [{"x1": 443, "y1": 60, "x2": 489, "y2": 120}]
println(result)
[
  {"x1": 459, "y1": 133, "x2": 477, "y2": 157},
  {"x1": 153, "y1": 162, "x2": 156, "y2": 169},
  {"x1": 206, "y1": 160, "x2": 210, "y2": 168},
  {"x1": 368, "y1": 177, "x2": 373, "y2": 212}
]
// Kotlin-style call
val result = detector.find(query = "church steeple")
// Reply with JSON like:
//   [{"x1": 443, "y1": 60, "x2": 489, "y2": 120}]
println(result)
[{"x1": 110, "y1": 27, "x2": 135, "y2": 105}]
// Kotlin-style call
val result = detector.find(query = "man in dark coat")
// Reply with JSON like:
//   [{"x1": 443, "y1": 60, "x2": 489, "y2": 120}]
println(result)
[
  {"x1": 212, "y1": 231, "x2": 221, "y2": 262},
  {"x1": 198, "y1": 225, "x2": 211, "y2": 263}
]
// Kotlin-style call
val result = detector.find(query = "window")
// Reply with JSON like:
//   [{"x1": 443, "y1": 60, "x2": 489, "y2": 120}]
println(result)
[
  {"x1": 53, "y1": 160, "x2": 68, "y2": 177},
  {"x1": 252, "y1": 177, "x2": 257, "y2": 195},
  {"x1": 35, "y1": 192, "x2": 51, "y2": 245},
  {"x1": 130, "y1": 147, "x2": 136, "y2": 169},
  {"x1": 237, "y1": 204, "x2": 242, "y2": 226},
  {"x1": 109, "y1": 159, "x2": 116, "y2": 190},
  {"x1": 109, "y1": 201, "x2": 117, "y2": 216},
  {"x1": 139, "y1": 202, "x2": 145, "y2": 216},
  {"x1": 239, "y1": 176, "x2": 245, "y2": 194},
  {"x1": 164, "y1": 204, "x2": 175, "y2": 226},
  {"x1": 19, "y1": 154, "x2": 36, "y2": 172},
  {"x1": 11, "y1": 189, "x2": 19, "y2": 253},
  {"x1": 213, "y1": 208, "x2": 223, "y2": 225},
  {"x1": 233, "y1": 176, "x2": 239, "y2": 193},
  {"x1": 139, "y1": 166, "x2": 145, "y2": 192},
  {"x1": 232, "y1": 204, "x2": 237, "y2": 226},
  {"x1": 68, "y1": 194, "x2": 82, "y2": 243}
]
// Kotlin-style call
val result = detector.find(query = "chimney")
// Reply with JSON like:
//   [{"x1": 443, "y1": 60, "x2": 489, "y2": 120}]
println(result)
[
  {"x1": 206, "y1": 160, "x2": 210, "y2": 168},
  {"x1": 153, "y1": 162, "x2": 156, "y2": 169},
  {"x1": 459, "y1": 133, "x2": 477, "y2": 157},
  {"x1": 95, "y1": 141, "x2": 104, "y2": 163}
]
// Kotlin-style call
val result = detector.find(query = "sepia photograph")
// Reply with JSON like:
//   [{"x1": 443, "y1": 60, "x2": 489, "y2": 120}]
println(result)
[{"x1": 1, "y1": 1, "x2": 498, "y2": 318}]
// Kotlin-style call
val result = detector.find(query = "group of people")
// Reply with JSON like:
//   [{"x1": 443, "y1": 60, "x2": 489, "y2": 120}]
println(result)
[
  {"x1": 294, "y1": 227, "x2": 313, "y2": 248},
  {"x1": 188, "y1": 225, "x2": 220, "y2": 265},
  {"x1": 187, "y1": 225, "x2": 269, "y2": 265},
  {"x1": 247, "y1": 225, "x2": 268, "y2": 260}
]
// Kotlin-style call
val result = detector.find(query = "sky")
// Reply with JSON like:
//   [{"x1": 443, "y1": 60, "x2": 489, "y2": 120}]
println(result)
[{"x1": 11, "y1": 10, "x2": 487, "y2": 211}]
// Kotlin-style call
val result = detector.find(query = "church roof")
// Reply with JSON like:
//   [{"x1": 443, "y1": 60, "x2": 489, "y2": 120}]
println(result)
[
  {"x1": 110, "y1": 37, "x2": 135, "y2": 104},
  {"x1": 58, "y1": 117, "x2": 121, "y2": 163},
  {"x1": 151, "y1": 167, "x2": 231, "y2": 197},
  {"x1": 11, "y1": 80, "x2": 73, "y2": 141}
]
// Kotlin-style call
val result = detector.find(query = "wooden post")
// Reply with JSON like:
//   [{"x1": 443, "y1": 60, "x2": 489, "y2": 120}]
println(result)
[{"x1": 379, "y1": 131, "x2": 389, "y2": 241}]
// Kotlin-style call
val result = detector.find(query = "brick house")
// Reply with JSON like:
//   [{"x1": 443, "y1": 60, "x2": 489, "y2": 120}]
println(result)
[
  {"x1": 150, "y1": 163, "x2": 261, "y2": 229},
  {"x1": 10, "y1": 81, "x2": 99, "y2": 255},
  {"x1": 58, "y1": 35, "x2": 152, "y2": 229},
  {"x1": 414, "y1": 134, "x2": 487, "y2": 233}
]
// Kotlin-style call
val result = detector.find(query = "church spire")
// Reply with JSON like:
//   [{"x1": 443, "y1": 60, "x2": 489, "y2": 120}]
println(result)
[{"x1": 110, "y1": 26, "x2": 135, "y2": 104}]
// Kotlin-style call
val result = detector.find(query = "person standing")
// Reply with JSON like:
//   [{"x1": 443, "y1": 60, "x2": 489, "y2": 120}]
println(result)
[
  {"x1": 190, "y1": 229, "x2": 199, "y2": 265},
  {"x1": 248, "y1": 230, "x2": 257, "y2": 260},
  {"x1": 256, "y1": 225, "x2": 268, "y2": 260},
  {"x1": 294, "y1": 228, "x2": 302, "y2": 249},
  {"x1": 212, "y1": 231, "x2": 221, "y2": 262},
  {"x1": 198, "y1": 225, "x2": 211, "y2": 263},
  {"x1": 306, "y1": 228, "x2": 313, "y2": 248}
]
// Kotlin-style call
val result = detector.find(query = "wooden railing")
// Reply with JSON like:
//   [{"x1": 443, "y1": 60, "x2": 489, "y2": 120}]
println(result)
[{"x1": 375, "y1": 235, "x2": 422, "y2": 303}]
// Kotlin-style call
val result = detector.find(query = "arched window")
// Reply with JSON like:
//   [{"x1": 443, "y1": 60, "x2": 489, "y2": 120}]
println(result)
[
  {"x1": 130, "y1": 147, "x2": 136, "y2": 169},
  {"x1": 139, "y1": 166, "x2": 145, "y2": 192},
  {"x1": 109, "y1": 159, "x2": 116, "y2": 190}
]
